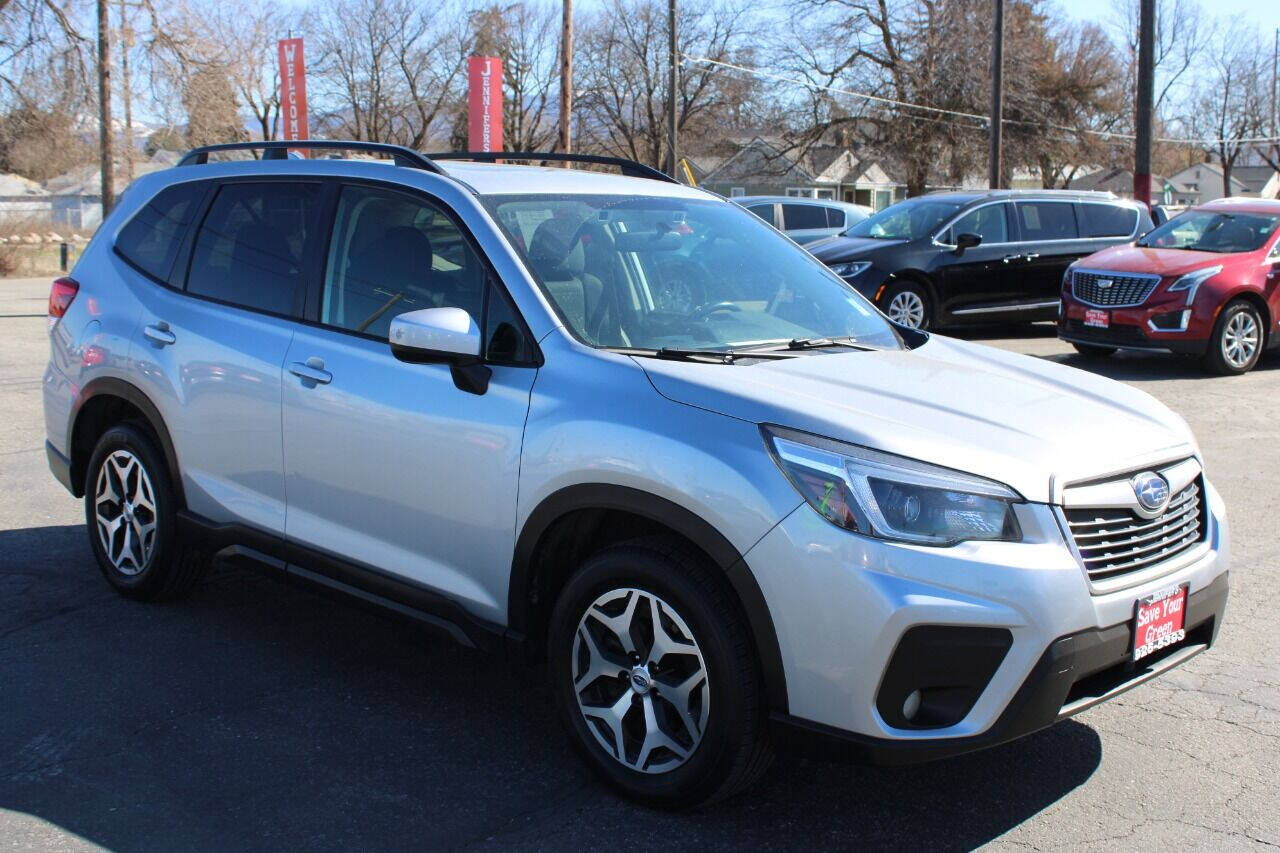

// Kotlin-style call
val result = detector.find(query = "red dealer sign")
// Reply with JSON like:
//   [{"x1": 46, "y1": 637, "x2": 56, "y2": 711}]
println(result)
[
  {"x1": 278, "y1": 38, "x2": 310, "y2": 151},
  {"x1": 467, "y1": 56, "x2": 503, "y2": 152}
]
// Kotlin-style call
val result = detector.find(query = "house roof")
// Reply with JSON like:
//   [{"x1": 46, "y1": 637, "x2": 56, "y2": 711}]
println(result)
[
  {"x1": 1228, "y1": 165, "x2": 1279, "y2": 194},
  {"x1": 702, "y1": 137, "x2": 905, "y2": 187},
  {"x1": 1070, "y1": 167, "x2": 1168, "y2": 194},
  {"x1": 0, "y1": 173, "x2": 48, "y2": 196}
]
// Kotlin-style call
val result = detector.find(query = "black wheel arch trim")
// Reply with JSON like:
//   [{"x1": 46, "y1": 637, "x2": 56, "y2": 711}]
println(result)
[
  {"x1": 510, "y1": 483, "x2": 789, "y2": 713},
  {"x1": 67, "y1": 377, "x2": 185, "y2": 503}
]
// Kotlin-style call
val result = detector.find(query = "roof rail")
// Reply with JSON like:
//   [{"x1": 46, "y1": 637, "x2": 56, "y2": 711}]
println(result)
[
  {"x1": 427, "y1": 151, "x2": 678, "y2": 184},
  {"x1": 178, "y1": 140, "x2": 445, "y2": 173}
]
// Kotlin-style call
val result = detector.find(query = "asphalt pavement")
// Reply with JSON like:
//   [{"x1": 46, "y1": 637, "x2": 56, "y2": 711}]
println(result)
[{"x1": 2, "y1": 276, "x2": 1277, "y2": 851}]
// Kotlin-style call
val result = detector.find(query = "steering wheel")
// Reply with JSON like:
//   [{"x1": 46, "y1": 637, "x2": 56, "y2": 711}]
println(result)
[
  {"x1": 652, "y1": 258, "x2": 710, "y2": 314},
  {"x1": 690, "y1": 301, "x2": 743, "y2": 322}
]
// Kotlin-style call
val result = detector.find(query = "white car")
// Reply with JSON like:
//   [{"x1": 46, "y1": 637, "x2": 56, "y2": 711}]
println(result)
[{"x1": 734, "y1": 195, "x2": 873, "y2": 244}]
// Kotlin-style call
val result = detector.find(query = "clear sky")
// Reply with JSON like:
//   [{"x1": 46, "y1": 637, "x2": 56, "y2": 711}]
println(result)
[{"x1": 1058, "y1": 0, "x2": 1280, "y2": 37}]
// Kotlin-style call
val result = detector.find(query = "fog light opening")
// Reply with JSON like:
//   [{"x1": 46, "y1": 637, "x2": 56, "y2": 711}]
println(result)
[{"x1": 902, "y1": 689, "x2": 922, "y2": 721}]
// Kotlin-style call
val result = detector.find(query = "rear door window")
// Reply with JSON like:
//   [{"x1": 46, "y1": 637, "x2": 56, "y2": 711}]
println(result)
[
  {"x1": 825, "y1": 207, "x2": 846, "y2": 228},
  {"x1": 1078, "y1": 203, "x2": 1138, "y2": 238},
  {"x1": 115, "y1": 181, "x2": 206, "y2": 283},
  {"x1": 185, "y1": 182, "x2": 324, "y2": 316},
  {"x1": 1015, "y1": 202, "x2": 1079, "y2": 241},
  {"x1": 781, "y1": 204, "x2": 828, "y2": 230}
]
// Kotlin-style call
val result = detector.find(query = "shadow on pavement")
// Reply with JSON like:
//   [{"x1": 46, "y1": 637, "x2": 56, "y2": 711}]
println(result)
[{"x1": 3, "y1": 524, "x2": 1101, "y2": 851}]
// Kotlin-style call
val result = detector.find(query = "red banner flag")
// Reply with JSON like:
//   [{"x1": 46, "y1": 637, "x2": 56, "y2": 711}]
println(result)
[
  {"x1": 467, "y1": 56, "x2": 503, "y2": 152},
  {"x1": 277, "y1": 38, "x2": 310, "y2": 151}
]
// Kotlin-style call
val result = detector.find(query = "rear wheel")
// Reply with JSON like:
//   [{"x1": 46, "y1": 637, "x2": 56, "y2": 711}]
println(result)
[
  {"x1": 1071, "y1": 342, "x2": 1117, "y2": 359},
  {"x1": 547, "y1": 537, "x2": 772, "y2": 806},
  {"x1": 1203, "y1": 300, "x2": 1264, "y2": 375},
  {"x1": 84, "y1": 424, "x2": 210, "y2": 600},
  {"x1": 880, "y1": 280, "x2": 931, "y2": 330}
]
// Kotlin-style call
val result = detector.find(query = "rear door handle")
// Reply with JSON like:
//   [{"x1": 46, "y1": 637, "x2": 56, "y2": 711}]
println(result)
[
  {"x1": 1001, "y1": 254, "x2": 1021, "y2": 264},
  {"x1": 288, "y1": 357, "x2": 332, "y2": 385},
  {"x1": 1022, "y1": 253, "x2": 1041, "y2": 261},
  {"x1": 143, "y1": 322, "x2": 176, "y2": 346}
]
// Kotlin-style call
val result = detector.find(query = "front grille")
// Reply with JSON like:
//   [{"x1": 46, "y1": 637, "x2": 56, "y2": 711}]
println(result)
[
  {"x1": 1065, "y1": 479, "x2": 1206, "y2": 582},
  {"x1": 1062, "y1": 319, "x2": 1148, "y2": 345},
  {"x1": 1072, "y1": 270, "x2": 1161, "y2": 307}
]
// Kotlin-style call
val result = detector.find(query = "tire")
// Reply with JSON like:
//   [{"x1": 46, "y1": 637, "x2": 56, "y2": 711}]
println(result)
[
  {"x1": 1071, "y1": 342, "x2": 1117, "y2": 359},
  {"x1": 880, "y1": 280, "x2": 931, "y2": 330},
  {"x1": 1202, "y1": 300, "x2": 1264, "y2": 375},
  {"x1": 84, "y1": 423, "x2": 209, "y2": 600},
  {"x1": 547, "y1": 537, "x2": 773, "y2": 807}
]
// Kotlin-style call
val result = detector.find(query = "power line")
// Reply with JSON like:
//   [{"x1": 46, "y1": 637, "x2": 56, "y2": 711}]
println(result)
[{"x1": 683, "y1": 55, "x2": 1280, "y2": 147}]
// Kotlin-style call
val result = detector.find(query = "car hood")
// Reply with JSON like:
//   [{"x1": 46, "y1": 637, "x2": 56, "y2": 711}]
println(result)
[
  {"x1": 805, "y1": 235, "x2": 906, "y2": 262},
  {"x1": 635, "y1": 336, "x2": 1196, "y2": 504},
  {"x1": 1079, "y1": 244, "x2": 1240, "y2": 277}
]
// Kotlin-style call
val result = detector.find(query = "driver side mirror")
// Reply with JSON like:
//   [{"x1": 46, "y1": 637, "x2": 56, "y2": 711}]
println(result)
[
  {"x1": 389, "y1": 307, "x2": 491, "y2": 395},
  {"x1": 954, "y1": 232, "x2": 982, "y2": 255}
]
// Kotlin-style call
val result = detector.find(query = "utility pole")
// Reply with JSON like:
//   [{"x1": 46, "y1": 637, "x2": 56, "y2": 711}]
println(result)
[
  {"x1": 1271, "y1": 28, "x2": 1277, "y2": 168},
  {"x1": 97, "y1": 0, "x2": 114, "y2": 217},
  {"x1": 559, "y1": 0, "x2": 573, "y2": 158},
  {"x1": 1133, "y1": 0, "x2": 1155, "y2": 208},
  {"x1": 668, "y1": 0, "x2": 679, "y2": 177},
  {"x1": 988, "y1": 0, "x2": 1003, "y2": 189},
  {"x1": 119, "y1": 0, "x2": 133, "y2": 183}
]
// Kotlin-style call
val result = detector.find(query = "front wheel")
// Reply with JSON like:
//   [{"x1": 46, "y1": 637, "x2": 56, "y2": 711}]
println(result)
[
  {"x1": 547, "y1": 538, "x2": 772, "y2": 806},
  {"x1": 880, "y1": 281, "x2": 931, "y2": 330},
  {"x1": 1203, "y1": 300, "x2": 1264, "y2": 375}
]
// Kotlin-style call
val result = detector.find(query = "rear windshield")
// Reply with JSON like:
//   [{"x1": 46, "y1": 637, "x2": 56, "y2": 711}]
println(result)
[{"x1": 1137, "y1": 210, "x2": 1280, "y2": 253}]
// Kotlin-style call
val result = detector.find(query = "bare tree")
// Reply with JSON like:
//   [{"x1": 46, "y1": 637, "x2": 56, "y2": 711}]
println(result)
[
  {"x1": 575, "y1": 0, "x2": 757, "y2": 169},
  {"x1": 1189, "y1": 27, "x2": 1269, "y2": 196},
  {"x1": 471, "y1": 1, "x2": 560, "y2": 151},
  {"x1": 313, "y1": 0, "x2": 473, "y2": 148}
]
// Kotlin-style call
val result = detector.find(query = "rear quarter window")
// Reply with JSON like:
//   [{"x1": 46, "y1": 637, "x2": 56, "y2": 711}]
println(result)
[
  {"x1": 1078, "y1": 203, "x2": 1138, "y2": 238},
  {"x1": 782, "y1": 204, "x2": 828, "y2": 230},
  {"x1": 114, "y1": 181, "x2": 206, "y2": 282}
]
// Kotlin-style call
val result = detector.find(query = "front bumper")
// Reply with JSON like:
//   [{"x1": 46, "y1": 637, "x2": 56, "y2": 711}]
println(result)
[
  {"x1": 771, "y1": 572, "x2": 1227, "y2": 765},
  {"x1": 745, "y1": 480, "x2": 1230, "y2": 764},
  {"x1": 1057, "y1": 289, "x2": 1212, "y2": 355}
]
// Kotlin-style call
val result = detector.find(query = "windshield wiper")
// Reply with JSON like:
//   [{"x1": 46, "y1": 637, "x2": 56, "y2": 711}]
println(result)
[
  {"x1": 602, "y1": 346, "x2": 799, "y2": 364},
  {"x1": 748, "y1": 337, "x2": 877, "y2": 353}
]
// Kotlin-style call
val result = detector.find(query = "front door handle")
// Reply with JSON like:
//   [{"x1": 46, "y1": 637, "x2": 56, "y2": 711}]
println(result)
[
  {"x1": 143, "y1": 322, "x2": 176, "y2": 346},
  {"x1": 288, "y1": 357, "x2": 332, "y2": 385},
  {"x1": 1001, "y1": 254, "x2": 1021, "y2": 264},
  {"x1": 1022, "y1": 252, "x2": 1041, "y2": 261}
]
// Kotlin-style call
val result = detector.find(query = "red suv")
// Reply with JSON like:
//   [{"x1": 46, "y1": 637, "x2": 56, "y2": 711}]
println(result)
[{"x1": 1059, "y1": 198, "x2": 1280, "y2": 374}]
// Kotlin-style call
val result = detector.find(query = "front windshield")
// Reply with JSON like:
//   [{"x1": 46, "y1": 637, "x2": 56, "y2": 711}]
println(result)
[
  {"x1": 482, "y1": 194, "x2": 901, "y2": 353},
  {"x1": 1136, "y1": 210, "x2": 1280, "y2": 253},
  {"x1": 844, "y1": 197, "x2": 964, "y2": 240}
]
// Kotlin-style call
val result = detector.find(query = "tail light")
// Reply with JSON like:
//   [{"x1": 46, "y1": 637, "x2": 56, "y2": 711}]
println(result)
[{"x1": 49, "y1": 277, "x2": 80, "y2": 325}]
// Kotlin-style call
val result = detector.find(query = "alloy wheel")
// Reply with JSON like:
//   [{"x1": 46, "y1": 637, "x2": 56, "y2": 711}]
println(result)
[
  {"x1": 1222, "y1": 310, "x2": 1260, "y2": 369},
  {"x1": 887, "y1": 290, "x2": 926, "y2": 328},
  {"x1": 93, "y1": 449, "x2": 158, "y2": 575},
  {"x1": 572, "y1": 587, "x2": 710, "y2": 774}
]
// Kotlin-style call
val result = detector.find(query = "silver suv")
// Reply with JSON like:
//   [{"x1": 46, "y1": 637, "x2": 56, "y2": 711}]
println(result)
[{"x1": 43, "y1": 142, "x2": 1230, "y2": 806}]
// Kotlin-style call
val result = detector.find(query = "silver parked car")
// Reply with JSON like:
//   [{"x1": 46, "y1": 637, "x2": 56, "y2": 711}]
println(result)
[
  {"x1": 733, "y1": 195, "x2": 872, "y2": 244},
  {"x1": 44, "y1": 141, "x2": 1229, "y2": 806}
]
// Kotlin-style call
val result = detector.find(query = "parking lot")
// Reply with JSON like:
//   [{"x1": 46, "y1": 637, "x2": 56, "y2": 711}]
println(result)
[{"x1": 1, "y1": 273, "x2": 1277, "y2": 851}]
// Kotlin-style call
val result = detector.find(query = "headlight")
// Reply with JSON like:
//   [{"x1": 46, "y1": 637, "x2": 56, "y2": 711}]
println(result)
[
  {"x1": 831, "y1": 260, "x2": 872, "y2": 278},
  {"x1": 763, "y1": 425, "x2": 1023, "y2": 546},
  {"x1": 1167, "y1": 265, "x2": 1221, "y2": 305}
]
